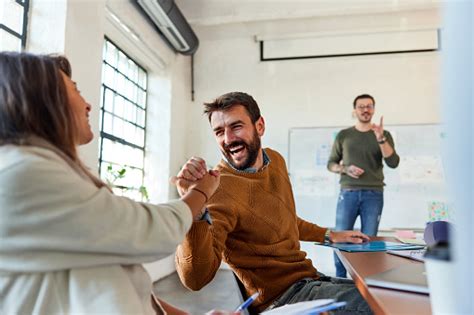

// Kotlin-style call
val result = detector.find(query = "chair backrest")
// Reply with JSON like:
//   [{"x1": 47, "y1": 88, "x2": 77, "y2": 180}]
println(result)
[{"x1": 233, "y1": 272, "x2": 259, "y2": 315}]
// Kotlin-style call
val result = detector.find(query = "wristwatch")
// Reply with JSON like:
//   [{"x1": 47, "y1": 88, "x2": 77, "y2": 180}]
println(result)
[
  {"x1": 377, "y1": 136, "x2": 386, "y2": 144},
  {"x1": 324, "y1": 229, "x2": 331, "y2": 242}
]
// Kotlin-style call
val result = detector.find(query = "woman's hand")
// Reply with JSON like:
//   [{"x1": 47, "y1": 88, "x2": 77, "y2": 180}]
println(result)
[{"x1": 189, "y1": 170, "x2": 220, "y2": 202}]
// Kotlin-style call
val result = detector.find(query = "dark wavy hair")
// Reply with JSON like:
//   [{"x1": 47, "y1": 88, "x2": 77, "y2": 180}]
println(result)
[
  {"x1": 0, "y1": 51, "x2": 79, "y2": 160},
  {"x1": 203, "y1": 92, "x2": 261, "y2": 123}
]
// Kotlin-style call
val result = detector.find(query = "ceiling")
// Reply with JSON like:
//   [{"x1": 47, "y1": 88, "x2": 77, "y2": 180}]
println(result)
[{"x1": 175, "y1": 0, "x2": 441, "y2": 26}]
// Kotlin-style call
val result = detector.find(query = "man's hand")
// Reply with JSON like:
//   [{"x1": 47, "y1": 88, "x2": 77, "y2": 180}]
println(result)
[
  {"x1": 329, "y1": 230, "x2": 370, "y2": 243},
  {"x1": 345, "y1": 165, "x2": 365, "y2": 179},
  {"x1": 371, "y1": 116, "x2": 385, "y2": 141}
]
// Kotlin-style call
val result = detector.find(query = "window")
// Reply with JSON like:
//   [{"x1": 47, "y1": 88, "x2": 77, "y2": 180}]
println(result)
[
  {"x1": 0, "y1": 0, "x2": 29, "y2": 51},
  {"x1": 99, "y1": 38, "x2": 148, "y2": 201}
]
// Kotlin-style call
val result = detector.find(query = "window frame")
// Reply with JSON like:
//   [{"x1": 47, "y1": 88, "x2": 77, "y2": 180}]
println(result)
[
  {"x1": 98, "y1": 37, "x2": 149, "y2": 200},
  {"x1": 0, "y1": 0, "x2": 30, "y2": 50}
]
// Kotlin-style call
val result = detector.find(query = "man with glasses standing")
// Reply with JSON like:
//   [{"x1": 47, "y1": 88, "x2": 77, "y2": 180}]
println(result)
[{"x1": 327, "y1": 94, "x2": 400, "y2": 278}]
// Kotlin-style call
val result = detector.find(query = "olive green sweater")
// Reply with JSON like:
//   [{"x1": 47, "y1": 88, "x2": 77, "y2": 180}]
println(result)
[
  {"x1": 327, "y1": 127, "x2": 400, "y2": 190},
  {"x1": 175, "y1": 148, "x2": 327, "y2": 311}
]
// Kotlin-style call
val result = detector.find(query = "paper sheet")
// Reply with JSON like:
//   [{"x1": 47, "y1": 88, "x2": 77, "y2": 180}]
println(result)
[
  {"x1": 262, "y1": 299, "x2": 334, "y2": 315},
  {"x1": 291, "y1": 169, "x2": 337, "y2": 197}
]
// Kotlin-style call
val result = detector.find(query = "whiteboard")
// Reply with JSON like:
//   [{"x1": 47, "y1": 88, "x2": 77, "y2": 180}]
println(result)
[{"x1": 288, "y1": 124, "x2": 448, "y2": 229}]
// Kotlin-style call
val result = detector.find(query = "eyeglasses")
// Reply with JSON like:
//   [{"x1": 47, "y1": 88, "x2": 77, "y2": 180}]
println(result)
[{"x1": 356, "y1": 105, "x2": 374, "y2": 110}]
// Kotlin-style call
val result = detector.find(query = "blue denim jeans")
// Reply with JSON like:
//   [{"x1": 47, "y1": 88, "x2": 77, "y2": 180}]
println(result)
[
  {"x1": 334, "y1": 189, "x2": 384, "y2": 277},
  {"x1": 265, "y1": 274, "x2": 373, "y2": 314}
]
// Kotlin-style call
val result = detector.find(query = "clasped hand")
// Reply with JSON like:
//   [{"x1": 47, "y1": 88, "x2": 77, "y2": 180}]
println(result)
[{"x1": 170, "y1": 156, "x2": 220, "y2": 200}]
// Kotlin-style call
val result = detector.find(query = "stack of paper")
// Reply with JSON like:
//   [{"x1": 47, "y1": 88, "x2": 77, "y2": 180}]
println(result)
[
  {"x1": 395, "y1": 237, "x2": 426, "y2": 245},
  {"x1": 387, "y1": 249, "x2": 426, "y2": 262},
  {"x1": 261, "y1": 299, "x2": 346, "y2": 314}
]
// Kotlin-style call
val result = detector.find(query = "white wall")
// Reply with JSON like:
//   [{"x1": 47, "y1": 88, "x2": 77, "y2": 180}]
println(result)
[
  {"x1": 28, "y1": 0, "x2": 106, "y2": 170},
  {"x1": 65, "y1": 1, "x2": 107, "y2": 168},
  {"x1": 186, "y1": 9, "x2": 441, "y2": 166}
]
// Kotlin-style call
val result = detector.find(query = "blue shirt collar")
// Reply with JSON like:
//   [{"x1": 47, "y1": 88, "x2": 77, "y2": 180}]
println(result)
[{"x1": 224, "y1": 148, "x2": 271, "y2": 173}]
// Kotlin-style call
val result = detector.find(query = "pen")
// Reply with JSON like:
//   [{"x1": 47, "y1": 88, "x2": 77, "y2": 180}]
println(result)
[{"x1": 235, "y1": 292, "x2": 260, "y2": 312}]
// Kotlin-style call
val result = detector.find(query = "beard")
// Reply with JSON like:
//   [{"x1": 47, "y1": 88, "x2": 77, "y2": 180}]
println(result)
[
  {"x1": 222, "y1": 130, "x2": 261, "y2": 171},
  {"x1": 357, "y1": 112, "x2": 372, "y2": 123}
]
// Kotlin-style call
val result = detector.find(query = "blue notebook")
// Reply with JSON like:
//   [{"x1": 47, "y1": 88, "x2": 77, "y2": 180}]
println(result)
[{"x1": 314, "y1": 241, "x2": 425, "y2": 252}]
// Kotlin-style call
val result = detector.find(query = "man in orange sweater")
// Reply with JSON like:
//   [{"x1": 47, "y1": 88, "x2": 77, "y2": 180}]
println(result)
[{"x1": 173, "y1": 92, "x2": 372, "y2": 314}]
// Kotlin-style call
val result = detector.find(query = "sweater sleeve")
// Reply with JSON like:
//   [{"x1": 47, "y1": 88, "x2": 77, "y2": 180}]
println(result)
[
  {"x1": 383, "y1": 131, "x2": 400, "y2": 168},
  {"x1": 0, "y1": 151, "x2": 193, "y2": 272},
  {"x1": 327, "y1": 132, "x2": 343, "y2": 169},
  {"x1": 175, "y1": 189, "x2": 237, "y2": 291},
  {"x1": 297, "y1": 217, "x2": 327, "y2": 242}
]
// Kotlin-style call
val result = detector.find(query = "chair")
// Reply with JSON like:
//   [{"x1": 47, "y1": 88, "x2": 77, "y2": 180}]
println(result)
[{"x1": 233, "y1": 272, "x2": 259, "y2": 315}]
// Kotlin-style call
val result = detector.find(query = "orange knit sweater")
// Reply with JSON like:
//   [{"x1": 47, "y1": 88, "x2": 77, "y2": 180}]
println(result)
[{"x1": 175, "y1": 148, "x2": 327, "y2": 311}]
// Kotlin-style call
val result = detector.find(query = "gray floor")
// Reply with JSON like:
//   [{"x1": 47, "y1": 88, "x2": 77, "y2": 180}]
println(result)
[{"x1": 153, "y1": 269, "x2": 242, "y2": 315}]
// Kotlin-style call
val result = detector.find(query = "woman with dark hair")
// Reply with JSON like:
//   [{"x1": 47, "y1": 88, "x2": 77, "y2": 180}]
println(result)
[{"x1": 0, "y1": 52, "x2": 220, "y2": 314}]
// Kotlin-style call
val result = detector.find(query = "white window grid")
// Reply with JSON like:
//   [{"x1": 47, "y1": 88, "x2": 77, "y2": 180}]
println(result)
[
  {"x1": 99, "y1": 38, "x2": 148, "y2": 201},
  {"x1": 0, "y1": 0, "x2": 29, "y2": 51}
]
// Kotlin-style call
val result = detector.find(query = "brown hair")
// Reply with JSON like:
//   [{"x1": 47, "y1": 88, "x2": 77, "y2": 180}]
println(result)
[
  {"x1": 0, "y1": 52, "x2": 106, "y2": 188},
  {"x1": 203, "y1": 92, "x2": 261, "y2": 123},
  {"x1": 0, "y1": 52, "x2": 79, "y2": 160}
]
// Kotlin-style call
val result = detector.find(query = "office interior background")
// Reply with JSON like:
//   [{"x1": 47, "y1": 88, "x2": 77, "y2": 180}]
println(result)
[{"x1": 0, "y1": 0, "x2": 471, "y2": 313}]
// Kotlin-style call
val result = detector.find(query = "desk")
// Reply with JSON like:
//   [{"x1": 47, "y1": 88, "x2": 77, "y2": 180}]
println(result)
[{"x1": 336, "y1": 237, "x2": 431, "y2": 315}]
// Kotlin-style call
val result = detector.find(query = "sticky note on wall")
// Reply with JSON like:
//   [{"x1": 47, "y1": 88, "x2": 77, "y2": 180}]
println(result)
[{"x1": 427, "y1": 201, "x2": 451, "y2": 222}]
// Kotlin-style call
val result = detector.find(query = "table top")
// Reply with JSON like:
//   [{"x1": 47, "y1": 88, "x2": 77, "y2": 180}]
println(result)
[{"x1": 336, "y1": 237, "x2": 431, "y2": 315}]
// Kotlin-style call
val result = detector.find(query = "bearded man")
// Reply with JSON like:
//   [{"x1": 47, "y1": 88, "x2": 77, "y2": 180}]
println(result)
[{"x1": 172, "y1": 92, "x2": 373, "y2": 314}]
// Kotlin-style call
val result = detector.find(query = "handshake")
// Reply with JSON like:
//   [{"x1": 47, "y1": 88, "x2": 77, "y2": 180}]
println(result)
[{"x1": 170, "y1": 157, "x2": 220, "y2": 219}]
